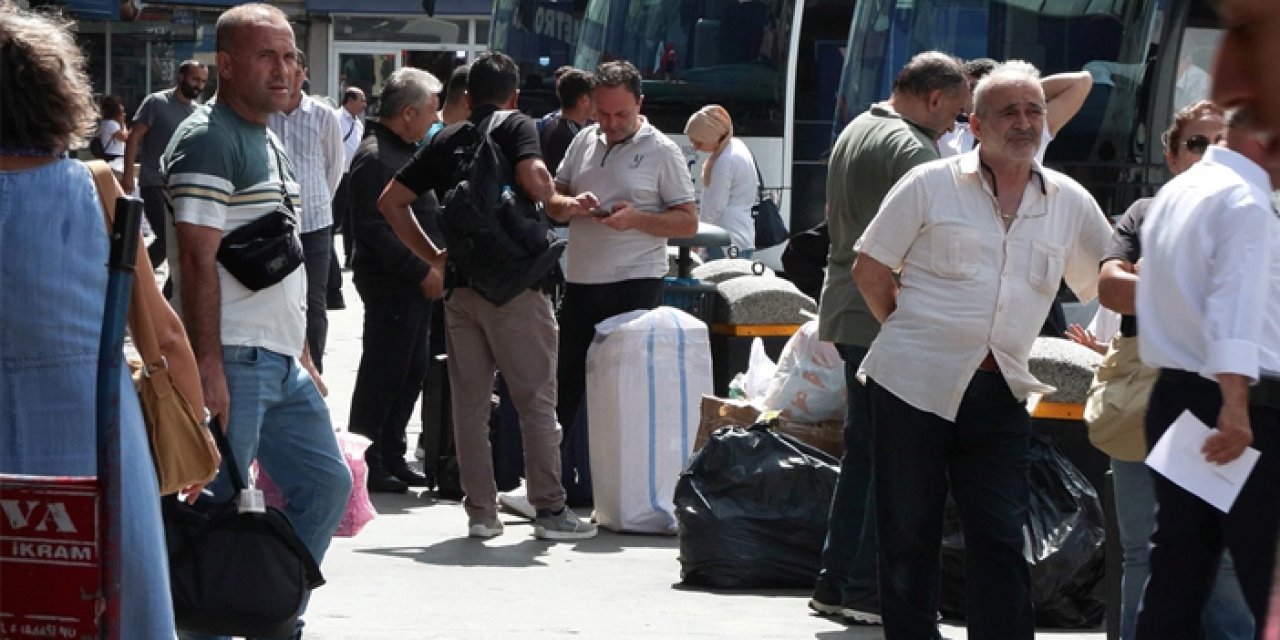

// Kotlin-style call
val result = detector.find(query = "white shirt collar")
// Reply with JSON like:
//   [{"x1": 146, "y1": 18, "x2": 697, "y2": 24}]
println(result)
[
  {"x1": 957, "y1": 148, "x2": 1057, "y2": 198},
  {"x1": 1202, "y1": 145, "x2": 1273, "y2": 193}
]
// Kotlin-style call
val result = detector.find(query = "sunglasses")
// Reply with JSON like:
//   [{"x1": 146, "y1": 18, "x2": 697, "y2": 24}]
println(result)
[{"x1": 1182, "y1": 134, "x2": 1224, "y2": 155}]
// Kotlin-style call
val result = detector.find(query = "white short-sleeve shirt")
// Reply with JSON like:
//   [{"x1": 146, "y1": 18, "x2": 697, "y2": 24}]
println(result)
[
  {"x1": 555, "y1": 118, "x2": 696, "y2": 284},
  {"x1": 856, "y1": 150, "x2": 1113, "y2": 421}
]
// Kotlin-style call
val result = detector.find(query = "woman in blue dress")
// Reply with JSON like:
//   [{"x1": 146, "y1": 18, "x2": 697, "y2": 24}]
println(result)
[{"x1": 0, "y1": 5, "x2": 177, "y2": 637}]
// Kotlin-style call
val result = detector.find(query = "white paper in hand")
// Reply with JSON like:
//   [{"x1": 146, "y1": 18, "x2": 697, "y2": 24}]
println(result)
[{"x1": 1145, "y1": 409, "x2": 1261, "y2": 513}]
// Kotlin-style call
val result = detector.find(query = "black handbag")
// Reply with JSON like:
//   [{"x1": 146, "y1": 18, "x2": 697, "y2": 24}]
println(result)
[
  {"x1": 751, "y1": 161, "x2": 789, "y2": 249},
  {"x1": 216, "y1": 144, "x2": 305, "y2": 291},
  {"x1": 162, "y1": 419, "x2": 324, "y2": 638}
]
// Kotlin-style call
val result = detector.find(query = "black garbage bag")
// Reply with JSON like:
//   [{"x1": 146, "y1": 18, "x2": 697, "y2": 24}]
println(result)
[
  {"x1": 675, "y1": 424, "x2": 840, "y2": 589},
  {"x1": 939, "y1": 434, "x2": 1106, "y2": 628}
]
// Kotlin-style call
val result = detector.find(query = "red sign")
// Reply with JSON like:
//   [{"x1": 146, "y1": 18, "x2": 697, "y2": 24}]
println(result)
[{"x1": 0, "y1": 476, "x2": 99, "y2": 640}]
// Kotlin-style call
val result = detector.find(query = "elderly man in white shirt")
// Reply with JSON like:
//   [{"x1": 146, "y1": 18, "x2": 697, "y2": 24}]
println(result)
[
  {"x1": 851, "y1": 61, "x2": 1112, "y2": 640},
  {"x1": 268, "y1": 52, "x2": 345, "y2": 373},
  {"x1": 1132, "y1": 107, "x2": 1280, "y2": 640}
]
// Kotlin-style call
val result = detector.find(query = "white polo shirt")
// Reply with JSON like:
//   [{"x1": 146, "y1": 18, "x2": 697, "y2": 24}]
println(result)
[
  {"x1": 555, "y1": 118, "x2": 696, "y2": 284},
  {"x1": 1137, "y1": 145, "x2": 1280, "y2": 381},
  {"x1": 856, "y1": 150, "x2": 1112, "y2": 421}
]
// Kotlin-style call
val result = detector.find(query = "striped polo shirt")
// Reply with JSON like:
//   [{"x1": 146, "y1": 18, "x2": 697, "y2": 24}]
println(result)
[
  {"x1": 162, "y1": 101, "x2": 308, "y2": 359},
  {"x1": 267, "y1": 93, "x2": 345, "y2": 233}
]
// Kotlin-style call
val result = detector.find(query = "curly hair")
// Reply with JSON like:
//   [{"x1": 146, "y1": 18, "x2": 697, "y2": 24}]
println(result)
[
  {"x1": 0, "y1": 3, "x2": 97, "y2": 153},
  {"x1": 1162, "y1": 99, "x2": 1225, "y2": 154}
]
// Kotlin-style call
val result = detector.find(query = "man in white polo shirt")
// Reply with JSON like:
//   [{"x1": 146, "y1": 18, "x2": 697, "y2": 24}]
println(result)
[
  {"x1": 851, "y1": 61, "x2": 1111, "y2": 639},
  {"x1": 548, "y1": 59, "x2": 698, "y2": 504}
]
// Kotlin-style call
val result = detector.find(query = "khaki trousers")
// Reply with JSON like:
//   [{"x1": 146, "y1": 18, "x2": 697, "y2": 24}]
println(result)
[{"x1": 444, "y1": 287, "x2": 565, "y2": 519}]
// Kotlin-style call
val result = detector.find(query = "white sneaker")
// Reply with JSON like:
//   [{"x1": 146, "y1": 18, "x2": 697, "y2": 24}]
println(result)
[
  {"x1": 467, "y1": 516, "x2": 503, "y2": 539},
  {"x1": 497, "y1": 481, "x2": 537, "y2": 520}
]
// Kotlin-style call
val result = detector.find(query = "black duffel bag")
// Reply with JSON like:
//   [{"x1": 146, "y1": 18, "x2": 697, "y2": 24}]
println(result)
[{"x1": 162, "y1": 419, "x2": 324, "y2": 638}]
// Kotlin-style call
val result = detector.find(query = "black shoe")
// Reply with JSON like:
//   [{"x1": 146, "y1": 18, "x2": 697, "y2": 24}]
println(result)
[
  {"x1": 327, "y1": 292, "x2": 346, "y2": 310},
  {"x1": 367, "y1": 470, "x2": 408, "y2": 494},
  {"x1": 386, "y1": 460, "x2": 430, "y2": 487},
  {"x1": 808, "y1": 578, "x2": 843, "y2": 617}
]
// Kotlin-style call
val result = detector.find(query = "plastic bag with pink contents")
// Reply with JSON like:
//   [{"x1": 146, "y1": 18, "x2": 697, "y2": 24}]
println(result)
[
  {"x1": 761, "y1": 320, "x2": 846, "y2": 422},
  {"x1": 253, "y1": 432, "x2": 375, "y2": 537}
]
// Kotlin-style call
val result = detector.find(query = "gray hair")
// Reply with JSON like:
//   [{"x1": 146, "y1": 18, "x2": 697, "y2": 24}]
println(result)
[
  {"x1": 0, "y1": 4, "x2": 96, "y2": 152},
  {"x1": 973, "y1": 60, "x2": 1044, "y2": 117},
  {"x1": 378, "y1": 67, "x2": 443, "y2": 119}
]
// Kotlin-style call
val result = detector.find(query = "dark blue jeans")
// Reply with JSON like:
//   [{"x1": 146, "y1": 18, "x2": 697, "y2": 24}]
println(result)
[
  {"x1": 815, "y1": 344, "x2": 877, "y2": 601},
  {"x1": 869, "y1": 372, "x2": 1034, "y2": 640}
]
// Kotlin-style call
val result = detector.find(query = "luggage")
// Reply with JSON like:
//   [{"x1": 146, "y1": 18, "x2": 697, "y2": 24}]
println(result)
[
  {"x1": 587, "y1": 308, "x2": 713, "y2": 533},
  {"x1": 419, "y1": 357, "x2": 524, "y2": 500}
]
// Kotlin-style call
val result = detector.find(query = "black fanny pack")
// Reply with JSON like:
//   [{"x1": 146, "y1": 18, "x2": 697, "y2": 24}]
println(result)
[{"x1": 216, "y1": 144, "x2": 304, "y2": 291}]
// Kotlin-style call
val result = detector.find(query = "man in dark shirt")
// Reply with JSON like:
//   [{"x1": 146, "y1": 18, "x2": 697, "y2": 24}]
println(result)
[
  {"x1": 540, "y1": 68, "x2": 595, "y2": 177},
  {"x1": 378, "y1": 51, "x2": 597, "y2": 541},
  {"x1": 346, "y1": 67, "x2": 445, "y2": 493}
]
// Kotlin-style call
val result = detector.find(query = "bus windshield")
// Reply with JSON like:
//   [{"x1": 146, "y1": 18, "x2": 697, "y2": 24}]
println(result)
[
  {"x1": 574, "y1": 0, "x2": 797, "y2": 137},
  {"x1": 837, "y1": 0, "x2": 1163, "y2": 213}
]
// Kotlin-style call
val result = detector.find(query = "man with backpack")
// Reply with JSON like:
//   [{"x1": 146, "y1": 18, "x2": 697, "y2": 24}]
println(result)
[{"x1": 378, "y1": 51, "x2": 596, "y2": 541}]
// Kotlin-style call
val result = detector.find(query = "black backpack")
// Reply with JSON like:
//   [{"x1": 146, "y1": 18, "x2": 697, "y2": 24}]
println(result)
[{"x1": 440, "y1": 111, "x2": 565, "y2": 307}]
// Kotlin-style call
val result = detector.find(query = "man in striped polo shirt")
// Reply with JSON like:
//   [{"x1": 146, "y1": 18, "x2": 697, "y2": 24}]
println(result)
[
  {"x1": 162, "y1": 6, "x2": 351, "y2": 637},
  {"x1": 268, "y1": 51, "x2": 345, "y2": 373}
]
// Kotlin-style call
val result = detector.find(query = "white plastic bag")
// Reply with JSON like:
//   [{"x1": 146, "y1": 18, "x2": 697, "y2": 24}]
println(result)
[
  {"x1": 742, "y1": 337, "x2": 776, "y2": 400},
  {"x1": 761, "y1": 320, "x2": 846, "y2": 422}
]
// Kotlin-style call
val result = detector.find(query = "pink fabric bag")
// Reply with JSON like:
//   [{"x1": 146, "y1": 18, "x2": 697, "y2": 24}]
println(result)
[{"x1": 254, "y1": 432, "x2": 376, "y2": 537}]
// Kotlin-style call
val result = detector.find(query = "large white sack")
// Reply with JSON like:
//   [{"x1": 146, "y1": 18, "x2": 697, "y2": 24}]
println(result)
[{"x1": 587, "y1": 307, "x2": 714, "y2": 534}]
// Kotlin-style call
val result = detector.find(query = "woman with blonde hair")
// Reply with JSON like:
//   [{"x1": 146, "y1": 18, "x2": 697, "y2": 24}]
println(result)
[
  {"x1": 0, "y1": 3, "x2": 176, "y2": 636},
  {"x1": 684, "y1": 104, "x2": 759, "y2": 258}
]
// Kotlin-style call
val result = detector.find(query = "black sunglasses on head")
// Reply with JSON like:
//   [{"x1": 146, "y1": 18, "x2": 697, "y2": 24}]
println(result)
[{"x1": 1182, "y1": 134, "x2": 1223, "y2": 155}]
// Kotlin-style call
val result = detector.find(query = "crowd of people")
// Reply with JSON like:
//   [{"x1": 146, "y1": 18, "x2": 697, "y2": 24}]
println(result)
[{"x1": 2, "y1": 0, "x2": 1279, "y2": 637}]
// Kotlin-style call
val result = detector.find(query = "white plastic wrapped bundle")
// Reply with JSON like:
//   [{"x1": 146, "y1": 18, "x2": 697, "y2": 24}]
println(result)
[{"x1": 587, "y1": 308, "x2": 714, "y2": 533}]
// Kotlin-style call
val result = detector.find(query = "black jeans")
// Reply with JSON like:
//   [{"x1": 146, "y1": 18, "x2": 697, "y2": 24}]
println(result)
[
  {"x1": 555, "y1": 278, "x2": 664, "y2": 502},
  {"x1": 869, "y1": 372, "x2": 1034, "y2": 640},
  {"x1": 816, "y1": 344, "x2": 877, "y2": 601},
  {"x1": 348, "y1": 287, "x2": 432, "y2": 468},
  {"x1": 140, "y1": 185, "x2": 168, "y2": 270},
  {"x1": 1135, "y1": 370, "x2": 1280, "y2": 640},
  {"x1": 301, "y1": 227, "x2": 332, "y2": 372},
  {"x1": 556, "y1": 278, "x2": 665, "y2": 431}
]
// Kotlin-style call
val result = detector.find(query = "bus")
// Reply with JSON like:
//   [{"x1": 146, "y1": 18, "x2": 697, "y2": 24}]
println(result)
[
  {"x1": 490, "y1": 0, "x2": 1223, "y2": 257},
  {"x1": 491, "y1": 0, "x2": 857, "y2": 260}
]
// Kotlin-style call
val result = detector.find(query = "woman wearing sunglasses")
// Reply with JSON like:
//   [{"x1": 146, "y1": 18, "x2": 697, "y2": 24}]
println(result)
[{"x1": 1089, "y1": 99, "x2": 1254, "y2": 640}]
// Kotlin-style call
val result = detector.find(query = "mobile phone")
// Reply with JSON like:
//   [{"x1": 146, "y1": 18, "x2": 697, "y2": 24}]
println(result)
[{"x1": 589, "y1": 208, "x2": 613, "y2": 217}]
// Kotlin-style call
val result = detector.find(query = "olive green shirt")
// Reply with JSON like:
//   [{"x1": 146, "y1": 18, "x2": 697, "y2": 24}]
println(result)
[{"x1": 817, "y1": 102, "x2": 939, "y2": 347}]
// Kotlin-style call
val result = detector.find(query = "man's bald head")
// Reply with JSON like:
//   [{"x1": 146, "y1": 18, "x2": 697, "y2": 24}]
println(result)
[{"x1": 216, "y1": 3, "x2": 290, "y2": 54}]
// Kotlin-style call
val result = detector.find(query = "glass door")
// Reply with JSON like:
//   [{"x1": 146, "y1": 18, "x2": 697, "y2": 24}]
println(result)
[
  {"x1": 331, "y1": 45, "x2": 473, "y2": 119},
  {"x1": 335, "y1": 50, "x2": 398, "y2": 119}
]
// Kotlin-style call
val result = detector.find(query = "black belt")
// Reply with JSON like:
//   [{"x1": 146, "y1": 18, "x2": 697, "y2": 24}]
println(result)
[{"x1": 1160, "y1": 368, "x2": 1280, "y2": 410}]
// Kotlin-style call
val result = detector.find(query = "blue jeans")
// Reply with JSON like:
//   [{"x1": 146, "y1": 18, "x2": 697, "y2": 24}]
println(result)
[
  {"x1": 870, "y1": 372, "x2": 1034, "y2": 640},
  {"x1": 814, "y1": 344, "x2": 877, "y2": 601},
  {"x1": 183, "y1": 346, "x2": 352, "y2": 640},
  {"x1": 1111, "y1": 459, "x2": 1254, "y2": 640}
]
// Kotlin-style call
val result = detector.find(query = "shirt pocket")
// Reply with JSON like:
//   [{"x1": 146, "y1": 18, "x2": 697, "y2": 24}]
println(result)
[
  {"x1": 1028, "y1": 239, "x2": 1065, "y2": 293},
  {"x1": 929, "y1": 224, "x2": 980, "y2": 279}
]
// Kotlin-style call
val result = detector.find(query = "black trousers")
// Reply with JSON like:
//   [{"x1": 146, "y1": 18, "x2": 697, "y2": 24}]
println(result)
[
  {"x1": 1135, "y1": 370, "x2": 1280, "y2": 640},
  {"x1": 556, "y1": 278, "x2": 665, "y2": 432},
  {"x1": 301, "y1": 227, "x2": 332, "y2": 373},
  {"x1": 348, "y1": 287, "x2": 432, "y2": 468},
  {"x1": 140, "y1": 185, "x2": 168, "y2": 270}
]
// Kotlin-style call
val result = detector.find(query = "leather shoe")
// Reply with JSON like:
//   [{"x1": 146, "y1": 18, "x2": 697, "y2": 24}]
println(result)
[
  {"x1": 386, "y1": 460, "x2": 431, "y2": 487},
  {"x1": 366, "y1": 470, "x2": 408, "y2": 494},
  {"x1": 327, "y1": 292, "x2": 346, "y2": 310}
]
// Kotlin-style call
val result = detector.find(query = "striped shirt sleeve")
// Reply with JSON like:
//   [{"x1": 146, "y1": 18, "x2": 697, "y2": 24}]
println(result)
[{"x1": 165, "y1": 124, "x2": 236, "y2": 230}]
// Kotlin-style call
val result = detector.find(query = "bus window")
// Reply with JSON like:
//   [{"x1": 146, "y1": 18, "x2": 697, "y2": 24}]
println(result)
[
  {"x1": 836, "y1": 0, "x2": 1165, "y2": 215},
  {"x1": 491, "y1": 0, "x2": 585, "y2": 117},
  {"x1": 573, "y1": 0, "x2": 797, "y2": 137}
]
